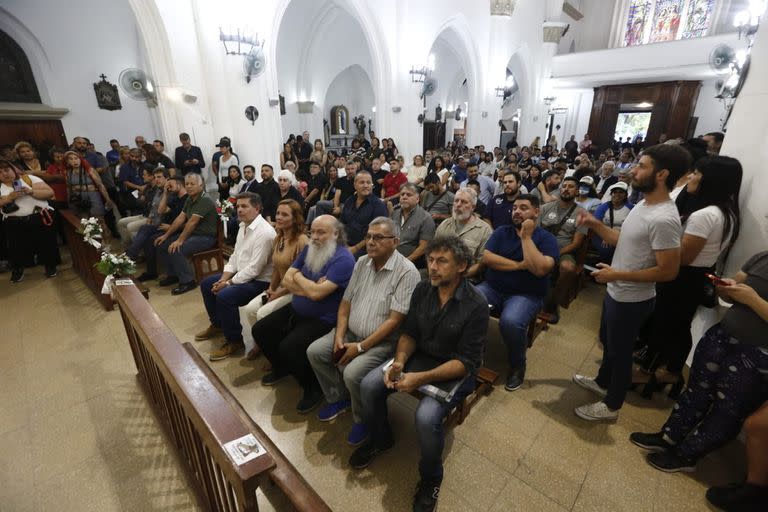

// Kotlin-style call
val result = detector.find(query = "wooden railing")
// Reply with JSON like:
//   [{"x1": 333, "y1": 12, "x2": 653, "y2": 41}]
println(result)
[
  {"x1": 114, "y1": 282, "x2": 331, "y2": 512},
  {"x1": 60, "y1": 209, "x2": 113, "y2": 310}
]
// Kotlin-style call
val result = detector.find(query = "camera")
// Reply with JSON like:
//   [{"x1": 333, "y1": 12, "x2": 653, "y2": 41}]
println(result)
[
  {"x1": 70, "y1": 194, "x2": 92, "y2": 212},
  {"x1": 2, "y1": 202, "x2": 19, "y2": 214}
]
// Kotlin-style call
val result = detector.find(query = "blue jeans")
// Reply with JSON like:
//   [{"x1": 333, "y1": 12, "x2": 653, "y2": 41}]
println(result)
[
  {"x1": 595, "y1": 294, "x2": 655, "y2": 410},
  {"x1": 126, "y1": 223, "x2": 160, "y2": 260},
  {"x1": 476, "y1": 282, "x2": 542, "y2": 369},
  {"x1": 200, "y1": 274, "x2": 269, "y2": 343},
  {"x1": 158, "y1": 233, "x2": 215, "y2": 283},
  {"x1": 359, "y1": 361, "x2": 475, "y2": 482}
]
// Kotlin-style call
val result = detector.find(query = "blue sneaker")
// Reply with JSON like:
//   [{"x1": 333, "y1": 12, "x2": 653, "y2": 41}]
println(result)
[
  {"x1": 347, "y1": 423, "x2": 370, "y2": 446},
  {"x1": 317, "y1": 400, "x2": 351, "y2": 422}
]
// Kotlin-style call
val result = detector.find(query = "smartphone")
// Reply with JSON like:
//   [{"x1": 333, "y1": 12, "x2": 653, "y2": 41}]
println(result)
[
  {"x1": 583, "y1": 264, "x2": 600, "y2": 273},
  {"x1": 706, "y1": 273, "x2": 729, "y2": 286},
  {"x1": 12, "y1": 179, "x2": 24, "y2": 192},
  {"x1": 260, "y1": 294, "x2": 268, "y2": 305}
]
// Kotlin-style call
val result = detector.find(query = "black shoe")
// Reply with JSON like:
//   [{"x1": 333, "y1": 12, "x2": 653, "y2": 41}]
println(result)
[
  {"x1": 413, "y1": 480, "x2": 441, "y2": 512},
  {"x1": 10, "y1": 269, "x2": 24, "y2": 283},
  {"x1": 158, "y1": 276, "x2": 179, "y2": 286},
  {"x1": 505, "y1": 366, "x2": 525, "y2": 392},
  {"x1": 171, "y1": 281, "x2": 197, "y2": 295},
  {"x1": 261, "y1": 371, "x2": 288, "y2": 386},
  {"x1": 296, "y1": 389, "x2": 323, "y2": 414},
  {"x1": 136, "y1": 272, "x2": 158, "y2": 282},
  {"x1": 548, "y1": 311, "x2": 560, "y2": 324},
  {"x1": 630, "y1": 431, "x2": 673, "y2": 452},
  {"x1": 706, "y1": 482, "x2": 768, "y2": 511},
  {"x1": 45, "y1": 265, "x2": 57, "y2": 278},
  {"x1": 646, "y1": 451, "x2": 697, "y2": 473},
  {"x1": 349, "y1": 438, "x2": 394, "y2": 469}
]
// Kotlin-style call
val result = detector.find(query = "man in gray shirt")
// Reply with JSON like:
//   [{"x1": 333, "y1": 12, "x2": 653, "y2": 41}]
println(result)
[
  {"x1": 307, "y1": 217, "x2": 420, "y2": 446},
  {"x1": 391, "y1": 183, "x2": 435, "y2": 268},
  {"x1": 420, "y1": 173, "x2": 454, "y2": 224},
  {"x1": 572, "y1": 144, "x2": 689, "y2": 422}
]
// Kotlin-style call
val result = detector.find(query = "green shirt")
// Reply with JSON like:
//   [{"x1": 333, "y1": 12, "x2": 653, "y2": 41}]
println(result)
[{"x1": 182, "y1": 193, "x2": 218, "y2": 238}]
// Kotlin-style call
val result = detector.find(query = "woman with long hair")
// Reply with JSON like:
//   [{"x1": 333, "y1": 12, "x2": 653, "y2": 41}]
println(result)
[
  {"x1": 280, "y1": 143, "x2": 299, "y2": 169},
  {"x1": 310, "y1": 139, "x2": 327, "y2": 168},
  {"x1": 240, "y1": 199, "x2": 309, "y2": 359},
  {"x1": 219, "y1": 165, "x2": 243, "y2": 201},
  {"x1": 64, "y1": 150, "x2": 116, "y2": 228},
  {"x1": 15, "y1": 141, "x2": 44, "y2": 175},
  {"x1": 635, "y1": 155, "x2": 743, "y2": 396}
]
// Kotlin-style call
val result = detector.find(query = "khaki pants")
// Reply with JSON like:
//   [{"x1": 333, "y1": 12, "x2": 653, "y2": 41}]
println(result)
[{"x1": 238, "y1": 293, "x2": 292, "y2": 353}]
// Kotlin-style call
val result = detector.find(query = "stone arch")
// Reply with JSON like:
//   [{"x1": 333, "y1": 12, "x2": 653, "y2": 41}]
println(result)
[
  {"x1": 0, "y1": 6, "x2": 51, "y2": 104},
  {"x1": 426, "y1": 15, "x2": 483, "y2": 109},
  {"x1": 323, "y1": 64, "x2": 375, "y2": 134},
  {"x1": 502, "y1": 47, "x2": 530, "y2": 132}
]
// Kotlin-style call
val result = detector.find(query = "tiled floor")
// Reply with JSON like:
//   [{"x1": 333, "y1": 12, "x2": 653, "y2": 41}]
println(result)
[{"x1": 1, "y1": 253, "x2": 746, "y2": 511}]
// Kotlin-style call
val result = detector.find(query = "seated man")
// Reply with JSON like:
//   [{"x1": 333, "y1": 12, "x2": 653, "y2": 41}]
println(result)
[
  {"x1": 123, "y1": 168, "x2": 168, "y2": 258},
  {"x1": 477, "y1": 195, "x2": 559, "y2": 390},
  {"x1": 486, "y1": 170, "x2": 523, "y2": 229},
  {"x1": 307, "y1": 217, "x2": 420, "y2": 445},
  {"x1": 536, "y1": 176, "x2": 587, "y2": 323},
  {"x1": 459, "y1": 162, "x2": 495, "y2": 205},
  {"x1": 390, "y1": 183, "x2": 435, "y2": 268},
  {"x1": 350, "y1": 236, "x2": 489, "y2": 512},
  {"x1": 135, "y1": 176, "x2": 187, "y2": 280},
  {"x1": 531, "y1": 170, "x2": 561, "y2": 204},
  {"x1": 195, "y1": 192, "x2": 276, "y2": 361},
  {"x1": 420, "y1": 173, "x2": 454, "y2": 225},
  {"x1": 153, "y1": 173, "x2": 218, "y2": 295},
  {"x1": 117, "y1": 167, "x2": 158, "y2": 243},
  {"x1": 339, "y1": 171, "x2": 388, "y2": 258},
  {"x1": 252, "y1": 215, "x2": 355, "y2": 412},
  {"x1": 434, "y1": 188, "x2": 492, "y2": 279}
]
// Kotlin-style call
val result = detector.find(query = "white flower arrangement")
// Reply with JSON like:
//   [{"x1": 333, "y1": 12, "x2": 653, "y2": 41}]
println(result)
[
  {"x1": 79, "y1": 217, "x2": 103, "y2": 249},
  {"x1": 95, "y1": 251, "x2": 136, "y2": 278},
  {"x1": 216, "y1": 199, "x2": 235, "y2": 219}
]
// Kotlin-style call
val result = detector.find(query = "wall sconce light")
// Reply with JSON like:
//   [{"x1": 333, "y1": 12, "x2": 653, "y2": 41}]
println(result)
[
  {"x1": 219, "y1": 26, "x2": 266, "y2": 83},
  {"x1": 410, "y1": 54, "x2": 435, "y2": 83}
]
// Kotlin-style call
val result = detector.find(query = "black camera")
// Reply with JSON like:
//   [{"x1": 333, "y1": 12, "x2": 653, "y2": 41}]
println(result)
[
  {"x1": 71, "y1": 194, "x2": 92, "y2": 212},
  {"x1": 2, "y1": 201, "x2": 19, "y2": 214}
]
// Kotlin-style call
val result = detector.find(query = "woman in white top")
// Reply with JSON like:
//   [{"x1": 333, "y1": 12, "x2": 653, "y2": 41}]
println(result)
[
  {"x1": 217, "y1": 141, "x2": 239, "y2": 185},
  {"x1": 406, "y1": 154, "x2": 428, "y2": 187},
  {"x1": 636, "y1": 156, "x2": 743, "y2": 396},
  {"x1": 0, "y1": 158, "x2": 60, "y2": 282}
]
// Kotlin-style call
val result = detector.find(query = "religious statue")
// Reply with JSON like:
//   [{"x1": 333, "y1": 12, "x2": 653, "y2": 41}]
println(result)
[
  {"x1": 353, "y1": 115, "x2": 367, "y2": 136},
  {"x1": 435, "y1": 104, "x2": 443, "y2": 121}
]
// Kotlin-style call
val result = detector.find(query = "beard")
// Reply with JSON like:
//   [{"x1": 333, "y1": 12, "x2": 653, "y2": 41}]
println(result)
[
  {"x1": 512, "y1": 217, "x2": 523, "y2": 228},
  {"x1": 452, "y1": 209, "x2": 472, "y2": 223},
  {"x1": 632, "y1": 173, "x2": 656, "y2": 193},
  {"x1": 305, "y1": 240, "x2": 338, "y2": 274}
]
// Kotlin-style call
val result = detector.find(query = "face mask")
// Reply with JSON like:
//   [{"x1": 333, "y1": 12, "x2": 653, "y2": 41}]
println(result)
[{"x1": 579, "y1": 186, "x2": 590, "y2": 195}]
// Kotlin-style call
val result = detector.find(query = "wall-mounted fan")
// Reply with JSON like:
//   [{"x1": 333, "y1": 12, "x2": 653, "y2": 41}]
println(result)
[
  {"x1": 709, "y1": 44, "x2": 737, "y2": 74},
  {"x1": 420, "y1": 77, "x2": 438, "y2": 99},
  {"x1": 244, "y1": 47, "x2": 266, "y2": 83},
  {"x1": 118, "y1": 68, "x2": 157, "y2": 106}
]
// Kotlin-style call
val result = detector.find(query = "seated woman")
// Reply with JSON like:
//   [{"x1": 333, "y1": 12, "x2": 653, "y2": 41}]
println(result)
[
  {"x1": 0, "y1": 158, "x2": 60, "y2": 282},
  {"x1": 590, "y1": 182, "x2": 634, "y2": 263},
  {"x1": 406, "y1": 154, "x2": 428, "y2": 189},
  {"x1": 64, "y1": 150, "x2": 116, "y2": 233},
  {"x1": 277, "y1": 169, "x2": 305, "y2": 209},
  {"x1": 240, "y1": 199, "x2": 309, "y2": 358},
  {"x1": 219, "y1": 165, "x2": 243, "y2": 202},
  {"x1": 630, "y1": 250, "x2": 768, "y2": 473}
]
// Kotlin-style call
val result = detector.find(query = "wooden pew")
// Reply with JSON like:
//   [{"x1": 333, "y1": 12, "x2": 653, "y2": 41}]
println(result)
[
  {"x1": 113, "y1": 282, "x2": 331, "y2": 512},
  {"x1": 192, "y1": 220, "x2": 226, "y2": 283}
]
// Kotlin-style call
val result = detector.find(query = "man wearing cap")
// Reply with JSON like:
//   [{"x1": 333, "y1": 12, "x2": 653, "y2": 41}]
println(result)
[
  {"x1": 575, "y1": 176, "x2": 602, "y2": 213},
  {"x1": 536, "y1": 176, "x2": 588, "y2": 323},
  {"x1": 591, "y1": 182, "x2": 634, "y2": 263},
  {"x1": 174, "y1": 133, "x2": 206, "y2": 176}
]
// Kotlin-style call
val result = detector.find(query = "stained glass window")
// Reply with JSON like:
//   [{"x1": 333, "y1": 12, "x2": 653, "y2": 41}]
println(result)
[
  {"x1": 621, "y1": 0, "x2": 716, "y2": 47},
  {"x1": 649, "y1": 0, "x2": 683, "y2": 42},
  {"x1": 682, "y1": 0, "x2": 716, "y2": 38},
  {"x1": 624, "y1": 0, "x2": 652, "y2": 47}
]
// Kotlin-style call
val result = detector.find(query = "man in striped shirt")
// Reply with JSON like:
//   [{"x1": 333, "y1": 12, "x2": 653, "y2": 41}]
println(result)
[{"x1": 307, "y1": 217, "x2": 420, "y2": 446}]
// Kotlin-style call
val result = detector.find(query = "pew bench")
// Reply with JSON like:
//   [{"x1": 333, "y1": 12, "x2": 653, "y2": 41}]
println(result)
[{"x1": 192, "y1": 220, "x2": 226, "y2": 282}]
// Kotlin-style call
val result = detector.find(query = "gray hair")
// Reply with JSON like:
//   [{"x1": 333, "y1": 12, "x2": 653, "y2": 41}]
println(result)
[
  {"x1": 425, "y1": 236, "x2": 474, "y2": 272},
  {"x1": 399, "y1": 182, "x2": 419, "y2": 195},
  {"x1": 455, "y1": 186, "x2": 478, "y2": 206},
  {"x1": 278, "y1": 169, "x2": 297, "y2": 187},
  {"x1": 601, "y1": 161, "x2": 616, "y2": 171},
  {"x1": 369, "y1": 216, "x2": 400, "y2": 238},
  {"x1": 184, "y1": 172, "x2": 204, "y2": 185}
]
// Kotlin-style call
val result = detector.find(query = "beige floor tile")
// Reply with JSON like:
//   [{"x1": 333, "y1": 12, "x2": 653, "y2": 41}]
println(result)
[
  {"x1": 443, "y1": 444, "x2": 509, "y2": 511},
  {"x1": 490, "y1": 476, "x2": 569, "y2": 512},
  {"x1": 0, "y1": 426, "x2": 35, "y2": 500},
  {"x1": 0, "y1": 489, "x2": 39, "y2": 512}
]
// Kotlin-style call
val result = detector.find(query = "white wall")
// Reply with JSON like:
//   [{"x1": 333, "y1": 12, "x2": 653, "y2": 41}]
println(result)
[
  {"x1": 1, "y1": 0, "x2": 159, "y2": 153},
  {"x1": 558, "y1": 0, "x2": 615, "y2": 54},
  {"x1": 692, "y1": 77, "x2": 729, "y2": 135}
]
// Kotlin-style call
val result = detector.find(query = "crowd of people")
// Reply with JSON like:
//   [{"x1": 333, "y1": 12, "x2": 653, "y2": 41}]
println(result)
[{"x1": 1, "y1": 128, "x2": 765, "y2": 511}]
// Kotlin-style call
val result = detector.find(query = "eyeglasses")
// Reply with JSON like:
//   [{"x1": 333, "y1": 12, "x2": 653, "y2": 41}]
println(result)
[{"x1": 364, "y1": 234, "x2": 396, "y2": 242}]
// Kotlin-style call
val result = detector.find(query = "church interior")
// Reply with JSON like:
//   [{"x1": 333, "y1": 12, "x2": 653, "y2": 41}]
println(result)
[{"x1": 2, "y1": 0, "x2": 768, "y2": 511}]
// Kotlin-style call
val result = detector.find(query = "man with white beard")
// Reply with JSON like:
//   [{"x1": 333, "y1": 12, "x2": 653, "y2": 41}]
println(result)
[
  {"x1": 434, "y1": 188, "x2": 492, "y2": 279},
  {"x1": 251, "y1": 215, "x2": 355, "y2": 413}
]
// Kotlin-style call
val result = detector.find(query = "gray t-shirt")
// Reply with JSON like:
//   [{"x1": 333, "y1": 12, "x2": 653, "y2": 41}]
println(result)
[
  {"x1": 607, "y1": 199, "x2": 682, "y2": 302},
  {"x1": 391, "y1": 205, "x2": 436, "y2": 258},
  {"x1": 420, "y1": 190, "x2": 454, "y2": 217},
  {"x1": 721, "y1": 251, "x2": 768, "y2": 349},
  {"x1": 537, "y1": 201, "x2": 588, "y2": 249}
]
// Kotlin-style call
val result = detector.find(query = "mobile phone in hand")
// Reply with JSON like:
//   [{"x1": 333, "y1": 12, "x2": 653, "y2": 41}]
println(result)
[
  {"x1": 583, "y1": 264, "x2": 600, "y2": 273},
  {"x1": 12, "y1": 179, "x2": 24, "y2": 192},
  {"x1": 706, "y1": 273, "x2": 729, "y2": 286}
]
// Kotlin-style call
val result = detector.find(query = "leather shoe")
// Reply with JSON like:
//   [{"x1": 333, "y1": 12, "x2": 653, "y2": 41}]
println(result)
[
  {"x1": 171, "y1": 281, "x2": 197, "y2": 295},
  {"x1": 158, "y1": 276, "x2": 179, "y2": 286},
  {"x1": 136, "y1": 272, "x2": 158, "y2": 282}
]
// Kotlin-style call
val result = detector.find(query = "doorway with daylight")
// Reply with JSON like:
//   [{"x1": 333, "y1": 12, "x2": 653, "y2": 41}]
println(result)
[{"x1": 614, "y1": 111, "x2": 651, "y2": 144}]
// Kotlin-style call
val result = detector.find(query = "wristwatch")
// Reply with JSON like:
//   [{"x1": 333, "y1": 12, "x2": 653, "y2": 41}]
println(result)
[{"x1": 357, "y1": 342, "x2": 366, "y2": 353}]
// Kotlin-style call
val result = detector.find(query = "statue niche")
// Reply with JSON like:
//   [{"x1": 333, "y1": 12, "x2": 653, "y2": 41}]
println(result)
[{"x1": 330, "y1": 105, "x2": 350, "y2": 135}]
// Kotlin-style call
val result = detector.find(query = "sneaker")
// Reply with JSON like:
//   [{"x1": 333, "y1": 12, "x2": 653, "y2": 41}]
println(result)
[
  {"x1": 261, "y1": 371, "x2": 288, "y2": 386},
  {"x1": 706, "y1": 482, "x2": 768, "y2": 511},
  {"x1": 413, "y1": 480, "x2": 442, "y2": 512},
  {"x1": 317, "y1": 400, "x2": 352, "y2": 422},
  {"x1": 296, "y1": 389, "x2": 323, "y2": 414},
  {"x1": 195, "y1": 325, "x2": 223, "y2": 341},
  {"x1": 629, "y1": 431, "x2": 673, "y2": 452},
  {"x1": 136, "y1": 272, "x2": 158, "y2": 282},
  {"x1": 504, "y1": 366, "x2": 526, "y2": 392},
  {"x1": 158, "y1": 276, "x2": 179, "y2": 286},
  {"x1": 646, "y1": 451, "x2": 696, "y2": 473},
  {"x1": 45, "y1": 265, "x2": 57, "y2": 278},
  {"x1": 209, "y1": 342, "x2": 244, "y2": 361},
  {"x1": 572, "y1": 374, "x2": 608, "y2": 397},
  {"x1": 349, "y1": 438, "x2": 394, "y2": 469},
  {"x1": 10, "y1": 269, "x2": 24, "y2": 283},
  {"x1": 347, "y1": 423, "x2": 370, "y2": 446},
  {"x1": 574, "y1": 401, "x2": 618, "y2": 422}
]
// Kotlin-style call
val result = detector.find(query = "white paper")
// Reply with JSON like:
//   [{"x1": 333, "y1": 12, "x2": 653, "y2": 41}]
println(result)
[
  {"x1": 223, "y1": 434, "x2": 266, "y2": 465},
  {"x1": 115, "y1": 279, "x2": 134, "y2": 286}
]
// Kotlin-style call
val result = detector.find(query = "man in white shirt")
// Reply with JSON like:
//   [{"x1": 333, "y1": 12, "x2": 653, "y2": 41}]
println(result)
[{"x1": 195, "y1": 191, "x2": 276, "y2": 361}]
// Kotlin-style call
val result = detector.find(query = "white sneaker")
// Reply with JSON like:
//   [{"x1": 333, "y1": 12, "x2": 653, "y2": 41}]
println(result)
[
  {"x1": 572, "y1": 374, "x2": 608, "y2": 397},
  {"x1": 575, "y1": 401, "x2": 618, "y2": 422}
]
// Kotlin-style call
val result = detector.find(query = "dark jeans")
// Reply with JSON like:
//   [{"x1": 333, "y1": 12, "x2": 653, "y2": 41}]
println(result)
[
  {"x1": 595, "y1": 294, "x2": 655, "y2": 410},
  {"x1": 252, "y1": 305, "x2": 333, "y2": 392},
  {"x1": 126, "y1": 223, "x2": 161, "y2": 260},
  {"x1": 642, "y1": 266, "x2": 709, "y2": 372},
  {"x1": 359, "y1": 361, "x2": 475, "y2": 482},
  {"x1": 476, "y1": 282, "x2": 542, "y2": 369},
  {"x1": 200, "y1": 274, "x2": 268, "y2": 343},
  {"x1": 143, "y1": 231, "x2": 164, "y2": 275},
  {"x1": 158, "y1": 233, "x2": 215, "y2": 283},
  {"x1": 662, "y1": 324, "x2": 768, "y2": 459},
  {"x1": 4, "y1": 213, "x2": 60, "y2": 270}
]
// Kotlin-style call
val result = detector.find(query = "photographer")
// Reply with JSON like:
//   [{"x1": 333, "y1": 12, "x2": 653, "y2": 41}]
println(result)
[
  {"x1": 64, "y1": 150, "x2": 116, "y2": 232},
  {"x1": 0, "y1": 158, "x2": 60, "y2": 283}
]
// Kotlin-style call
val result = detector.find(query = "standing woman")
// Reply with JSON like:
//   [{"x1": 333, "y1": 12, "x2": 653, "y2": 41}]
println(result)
[
  {"x1": 636, "y1": 156, "x2": 743, "y2": 395},
  {"x1": 280, "y1": 143, "x2": 299, "y2": 170},
  {"x1": 15, "y1": 141, "x2": 45, "y2": 176},
  {"x1": 64, "y1": 150, "x2": 115, "y2": 229},
  {"x1": 240, "y1": 199, "x2": 309, "y2": 358},
  {"x1": 45, "y1": 147, "x2": 69, "y2": 209},
  {"x1": 0, "y1": 159, "x2": 60, "y2": 282},
  {"x1": 310, "y1": 139, "x2": 327, "y2": 169}
]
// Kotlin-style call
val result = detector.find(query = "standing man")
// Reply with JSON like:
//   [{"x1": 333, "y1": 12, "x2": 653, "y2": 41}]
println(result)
[
  {"x1": 339, "y1": 171, "x2": 388, "y2": 258},
  {"x1": 258, "y1": 164, "x2": 280, "y2": 221},
  {"x1": 391, "y1": 183, "x2": 436, "y2": 267},
  {"x1": 196, "y1": 192, "x2": 276, "y2": 361},
  {"x1": 572, "y1": 144, "x2": 688, "y2": 421},
  {"x1": 350, "y1": 236, "x2": 489, "y2": 512},
  {"x1": 486, "y1": 171, "x2": 523, "y2": 229},
  {"x1": 296, "y1": 133, "x2": 313, "y2": 175},
  {"x1": 564, "y1": 135, "x2": 578, "y2": 162},
  {"x1": 307, "y1": 217, "x2": 420, "y2": 445},
  {"x1": 106, "y1": 139, "x2": 121, "y2": 165},
  {"x1": 174, "y1": 132, "x2": 206, "y2": 176}
]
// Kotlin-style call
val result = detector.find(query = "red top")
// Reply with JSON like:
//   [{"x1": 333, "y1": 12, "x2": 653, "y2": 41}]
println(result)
[
  {"x1": 382, "y1": 171, "x2": 407, "y2": 198},
  {"x1": 46, "y1": 163, "x2": 69, "y2": 202}
]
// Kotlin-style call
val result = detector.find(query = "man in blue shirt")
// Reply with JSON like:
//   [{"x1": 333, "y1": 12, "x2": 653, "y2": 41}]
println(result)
[
  {"x1": 106, "y1": 139, "x2": 121, "y2": 165},
  {"x1": 485, "y1": 170, "x2": 523, "y2": 229},
  {"x1": 340, "y1": 171, "x2": 388, "y2": 258},
  {"x1": 450, "y1": 156, "x2": 468, "y2": 187},
  {"x1": 460, "y1": 162, "x2": 495, "y2": 205},
  {"x1": 476, "y1": 194, "x2": 559, "y2": 391}
]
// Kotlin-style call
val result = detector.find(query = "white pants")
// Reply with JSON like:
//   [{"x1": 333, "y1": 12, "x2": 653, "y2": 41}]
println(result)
[
  {"x1": 117, "y1": 215, "x2": 146, "y2": 244},
  {"x1": 238, "y1": 293, "x2": 292, "y2": 353}
]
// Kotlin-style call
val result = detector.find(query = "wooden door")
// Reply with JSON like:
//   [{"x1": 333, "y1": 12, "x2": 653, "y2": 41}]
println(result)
[
  {"x1": 423, "y1": 122, "x2": 446, "y2": 154},
  {"x1": 0, "y1": 120, "x2": 68, "y2": 152}
]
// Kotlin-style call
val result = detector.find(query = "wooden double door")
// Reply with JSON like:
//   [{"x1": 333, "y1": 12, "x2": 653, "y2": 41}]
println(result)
[{"x1": 0, "y1": 119, "x2": 68, "y2": 153}]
